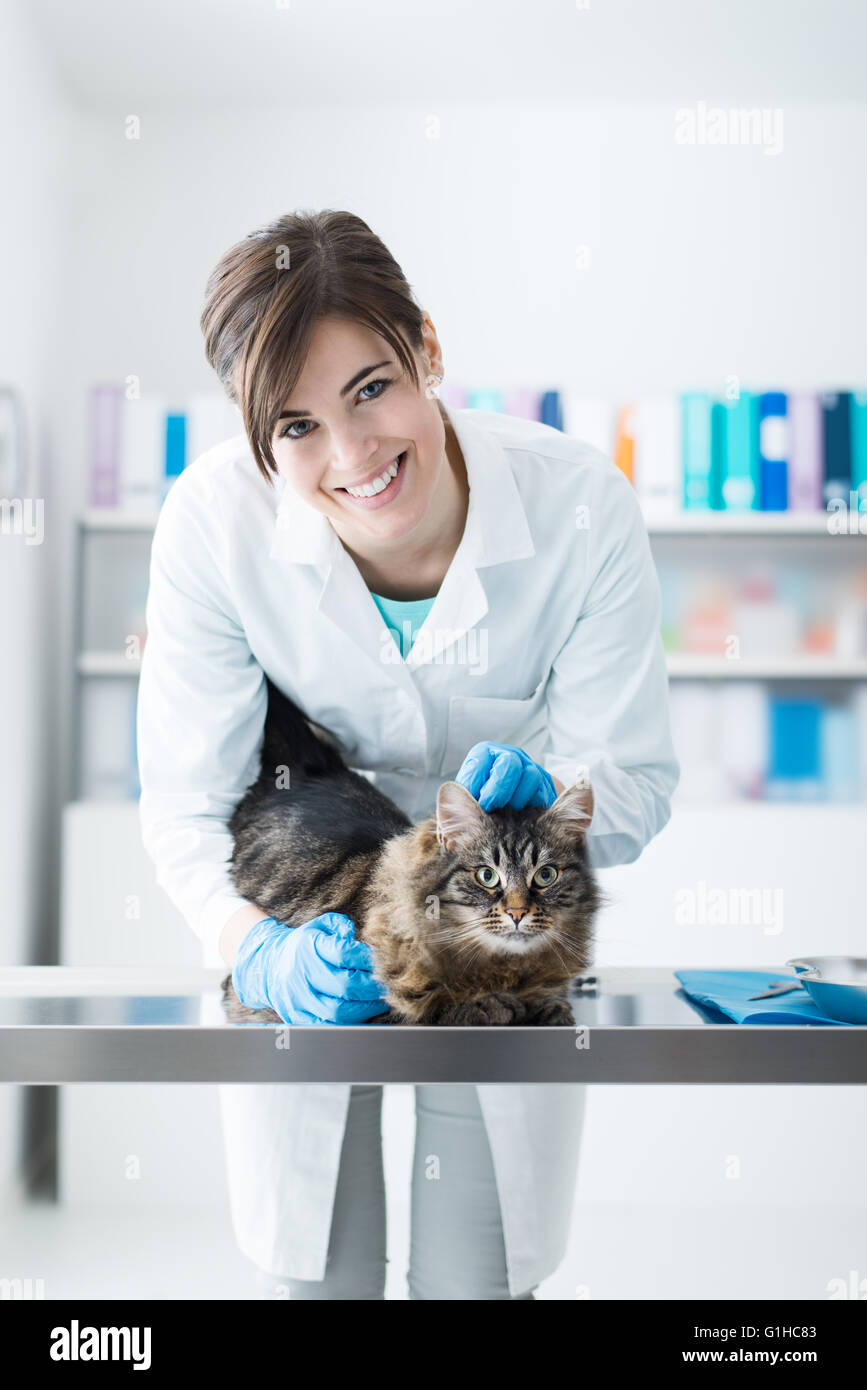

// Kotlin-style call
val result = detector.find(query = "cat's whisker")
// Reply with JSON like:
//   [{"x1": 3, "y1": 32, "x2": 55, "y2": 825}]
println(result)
[
  {"x1": 439, "y1": 923, "x2": 497, "y2": 966},
  {"x1": 441, "y1": 928, "x2": 491, "y2": 962},
  {"x1": 426, "y1": 914, "x2": 493, "y2": 938},
  {"x1": 543, "y1": 934, "x2": 572, "y2": 974},
  {"x1": 544, "y1": 924, "x2": 584, "y2": 974}
]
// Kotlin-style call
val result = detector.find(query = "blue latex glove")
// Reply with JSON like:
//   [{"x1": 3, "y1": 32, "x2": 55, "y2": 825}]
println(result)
[
  {"x1": 232, "y1": 913, "x2": 389, "y2": 1026},
  {"x1": 455, "y1": 741, "x2": 558, "y2": 812}
]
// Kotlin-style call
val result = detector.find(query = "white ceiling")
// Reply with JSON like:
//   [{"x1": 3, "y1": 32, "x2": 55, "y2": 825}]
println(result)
[{"x1": 23, "y1": 0, "x2": 867, "y2": 111}]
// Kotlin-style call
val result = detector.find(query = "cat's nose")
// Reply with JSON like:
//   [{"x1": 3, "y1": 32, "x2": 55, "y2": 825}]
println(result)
[{"x1": 503, "y1": 908, "x2": 529, "y2": 929}]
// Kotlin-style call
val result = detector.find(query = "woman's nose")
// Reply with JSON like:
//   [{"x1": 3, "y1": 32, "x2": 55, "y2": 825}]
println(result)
[{"x1": 328, "y1": 436, "x2": 380, "y2": 475}]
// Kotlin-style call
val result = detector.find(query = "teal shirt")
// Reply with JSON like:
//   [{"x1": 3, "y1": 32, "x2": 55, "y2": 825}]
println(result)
[{"x1": 370, "y1": 591, "x2": 436, "y2": 659}]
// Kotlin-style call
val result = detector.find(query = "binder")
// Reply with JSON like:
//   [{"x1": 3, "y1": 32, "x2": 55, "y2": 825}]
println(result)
[
  {"x1": 118, "y1": 394, "x2": 168, "y2": 513},
  {"x1": 766, "y1": 698, "x2": 823, "y2": 800},
  {"x1": 720, "y1": 391, "x2": 760, "y2": 510},
  {"x1": 89, "y1": 385, "x2": 123, "y2": 508},
  {"x1": 502, "y1": 388, "x2": 541, "y2": 421},
  {"x1": 632, "y1": 396, "x2": 680, "y2": 520},
  {"x1": 539, "y1": 390, "x2": 563, "y2": 431},
  {"x1": 467, "y1": 389, "x2": 503, "y2": 412},
  {"x1": 758, "y1": 392, "x2": 788, "y2": 510},
  {"x1": 438, "y1": 382, "x2": 468, "y2": 410},
  {"x1": 821, "y1": 391, "x2": 852, "y2": 509},
  {"x1": 719, "y1": 683, "x2": 767, "y2": 798},
  {"x1": 186, "y1": 392, "x2": 242, "y2": 467},
  {"x1": 613, "y1": 404, "x2": 635, "y2": 483},
  {"x1": 821, "y1": 706, "x2": 860, "y2": 802},
  {"x1": 710, "y1": 401, "x2": 726, "y2": 510},
  {"x1": 851, "y1": 391, "x2": 867, "y2": 510},
  {"x1": 560, "y1": 395, "x2": 615, "y2": 456},
  {"x1": 164, "y1": 413, "x2": 186, "y2": 499},
  {"x1": 681, "y1": 393, "x2": 714, "y2": 509},
  {"x1": 788, "y1": 392, "x2": 823, "y2": 510}
]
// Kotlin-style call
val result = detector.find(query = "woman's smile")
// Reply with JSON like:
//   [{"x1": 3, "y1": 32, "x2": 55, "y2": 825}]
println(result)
[
  {"x1": 333, "y1": 448, "x2": 408, "y2": 510},
  {"x1": 263, "y1": 318, "x2": 467, "y2": 556}
]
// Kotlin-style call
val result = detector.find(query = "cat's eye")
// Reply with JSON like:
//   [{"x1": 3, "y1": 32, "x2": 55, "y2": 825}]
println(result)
[
  {"x1": 532, "y1": 865, "x2": 559, "y2": 887},
  {"x1": 474, "y1": 866, "x2": 501, "y2": 888}
]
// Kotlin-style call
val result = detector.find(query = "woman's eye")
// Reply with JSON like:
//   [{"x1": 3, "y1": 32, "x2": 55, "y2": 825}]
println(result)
[
  {"x1": 474, "y1": 866, "x2": 500, "y2": 888},
  {"x1": 277, "y1": 378, "x2": 392, "y2": 441},
  {"x1": 532, "y1": 865, "x2": 559, "y2": 887},
  {"x1": 358, "y1": 377, "x2": 391, "y2": 401},
  {"x1": 279, "y1": 419, "x2": 312, "y2": 440}
]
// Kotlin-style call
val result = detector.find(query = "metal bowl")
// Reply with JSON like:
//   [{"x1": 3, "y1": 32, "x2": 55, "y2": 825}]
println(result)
[{"x1": 785, "y1": 956, "x2": 867, "y2": 1025}]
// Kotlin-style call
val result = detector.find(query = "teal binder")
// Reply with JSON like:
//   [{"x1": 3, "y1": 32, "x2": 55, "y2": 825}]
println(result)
[
  {"x1": 681, "y1": 393, "x2": 714, "y2": 509},
  {"x1": 720, "y1": 391, "x2": 760, "y2": 510},
  {"x1": 851, "y1": 391, "x2": 867, "y2": 510},
  {"x1": 467, "y1": 389, "x2": 503, "y2": 412},
  {"x1": 710, "y1": 401, "x2": 726, "y2": 510}
]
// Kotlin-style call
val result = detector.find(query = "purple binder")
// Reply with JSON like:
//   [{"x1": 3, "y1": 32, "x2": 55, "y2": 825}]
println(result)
[{"x1": 89, "y1": 384, "x2": 123, "y2": 508}]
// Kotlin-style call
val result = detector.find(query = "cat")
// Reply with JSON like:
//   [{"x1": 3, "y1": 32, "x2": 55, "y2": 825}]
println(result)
[{"x1": 221, "y1": 677, "x2": 600, "y2": 1026}]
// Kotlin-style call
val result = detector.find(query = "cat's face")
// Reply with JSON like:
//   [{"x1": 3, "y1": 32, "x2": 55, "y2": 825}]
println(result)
[{"x1": 431, "y1": 780, "x2": 597, "y2": 957}]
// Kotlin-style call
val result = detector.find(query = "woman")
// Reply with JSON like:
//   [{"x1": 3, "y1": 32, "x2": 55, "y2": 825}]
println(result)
[{"x1": 137, "y1": 209, "x2": 679, "y2": 1300}]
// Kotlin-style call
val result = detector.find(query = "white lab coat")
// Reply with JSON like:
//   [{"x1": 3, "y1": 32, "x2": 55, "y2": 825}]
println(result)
[{"x1": 137, "y1": 400, "x2": 679, "y2": 1292}]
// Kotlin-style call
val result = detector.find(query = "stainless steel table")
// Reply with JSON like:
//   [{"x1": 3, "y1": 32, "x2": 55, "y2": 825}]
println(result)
[
  {"x1": 1, "y1": 966, "x2": 864, "y2": 1084},
  {"x1": 3, "y1": 967, "x2": 861, "y2": 1084}
]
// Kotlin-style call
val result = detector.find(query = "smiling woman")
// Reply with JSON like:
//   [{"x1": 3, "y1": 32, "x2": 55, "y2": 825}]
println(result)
[
  {"x1": 200, "y1": 212, "x2": 469, "y2": 597},
  {"x1": 257, "y1": 315, "x2": 467, "y2": 589},
  {"x1": 137, "y1": 204, "x2": 679, "y2": 1302}
]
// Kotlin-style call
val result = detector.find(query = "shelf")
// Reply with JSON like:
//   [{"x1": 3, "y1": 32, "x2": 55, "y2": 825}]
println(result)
[
  {"x1": 645, "y1": 511, "x2": 865, "y2": 535},
  {"x1": 77, "y1": 652, "x2": 141, "y2": 676},
  {"x1": 81, "y1": 509, "x2": 161, "y2": 531},
  {"x1": 666, "y1": 655, "x2": 867, "y2": 679},
  {"x1": 79, "y1": 508, "x2": 866, "y2": 538},
  {"x1": 76, "y1": 651, "x2": 867, "y2": 680}
]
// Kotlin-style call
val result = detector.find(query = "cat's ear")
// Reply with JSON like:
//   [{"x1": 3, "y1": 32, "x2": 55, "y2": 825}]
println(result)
[
  {"x1": 537, "y1": 780, "x2": 594, "y2": 840},
  {"x1": 436, "y1": 781, "x2": 487, "y2": 853}
]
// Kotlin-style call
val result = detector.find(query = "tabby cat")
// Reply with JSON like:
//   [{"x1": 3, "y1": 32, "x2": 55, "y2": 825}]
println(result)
[{"x1": 221, "y1": 677, "x2": 599, "y2": 1026}]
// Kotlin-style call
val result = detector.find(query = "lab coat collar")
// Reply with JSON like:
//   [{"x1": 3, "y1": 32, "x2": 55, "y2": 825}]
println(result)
[
  {"x1": 268, "y1": 401, "x2": 536, "y2": 692},
  {"x1": 268, "y1": 400, "x2": 535, "y2": 570}
]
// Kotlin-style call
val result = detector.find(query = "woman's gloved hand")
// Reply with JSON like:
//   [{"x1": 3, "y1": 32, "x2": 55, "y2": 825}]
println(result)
[
  {"x1": 455, "y1": 742, "x2": 558, "y2": 812},
  {"x1": 231, "y1": 913, "x2": 389, "y2": 1025}
]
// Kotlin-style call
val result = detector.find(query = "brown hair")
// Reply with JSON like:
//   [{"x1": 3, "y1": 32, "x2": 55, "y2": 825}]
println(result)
[{"x1": 200, "y1": 209, "x2": 434, "y2": 485}]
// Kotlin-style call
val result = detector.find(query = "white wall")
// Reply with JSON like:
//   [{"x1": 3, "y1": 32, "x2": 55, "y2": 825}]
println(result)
[{"x1": 59, "y1": 100, "x2": 867, "y2": 420}]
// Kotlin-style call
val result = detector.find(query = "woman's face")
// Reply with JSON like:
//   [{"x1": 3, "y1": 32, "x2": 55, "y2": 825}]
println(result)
[{"x1": 269, "y1": 315, "x2": 447, "y2": 545}]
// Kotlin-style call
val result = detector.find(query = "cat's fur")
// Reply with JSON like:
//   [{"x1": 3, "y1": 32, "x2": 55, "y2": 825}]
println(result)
[{"x1": 221, "y1": 678, "x2": 600, "y2": 1026}]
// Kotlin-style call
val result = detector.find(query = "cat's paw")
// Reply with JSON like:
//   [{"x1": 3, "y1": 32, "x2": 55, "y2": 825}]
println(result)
[
  {"x1": 527, "y1": 996, "x2": 575, "y2": 1026},
  {"x1": 440, "y1": 992, "x2": 530, "y2": 1026},
  {"x1": 371, "y1": 1007, "x2": 406, "y2": 1026},
  {"x1": 220, "y1": 974, "x2": 282, "y2": 1025}
]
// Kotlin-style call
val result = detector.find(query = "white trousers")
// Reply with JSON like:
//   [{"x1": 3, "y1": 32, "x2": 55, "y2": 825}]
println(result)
[{"x1": 217, "y1": 1081, "x2": 586, "y2": 1296}]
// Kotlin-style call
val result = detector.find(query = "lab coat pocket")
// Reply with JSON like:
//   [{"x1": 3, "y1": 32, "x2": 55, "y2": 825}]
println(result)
[{"x1": 442, "y1": 678, "x2": 549, "y2": 775}]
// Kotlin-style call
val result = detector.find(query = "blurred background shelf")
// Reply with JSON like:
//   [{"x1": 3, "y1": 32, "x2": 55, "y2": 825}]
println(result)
[
  {"x1": 74, "y1": 651, "x2": 867, "y2": 680},
  {"x1": 77, "y1": 651, "x2": 142, "y2": 676},
  {"x1": 79, "y1": 503, "x2": 867, "y2": 536},
  {"x1": 646, "y1": 511, "x2": 866, "y2": 534},
  {"x1": 81, "y1": 509, "x2": 162, "y2": 531},
  {"x1": 71, "y1": 482, "x2": 867, "y2": 802},
  {"x1": 665, "y1": 655, "x2": 867, "y2": 679}
]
